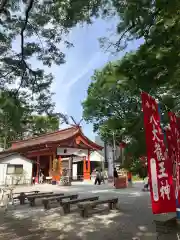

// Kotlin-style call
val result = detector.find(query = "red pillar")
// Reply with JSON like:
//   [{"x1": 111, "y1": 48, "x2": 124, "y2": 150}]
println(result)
[
  {"x1": 83, "y1": 156, "x2": 87, "y2": 179},
  {"x1": 35, "y1": 155, "x2": 40, "y2": 184},
  {"x1": 59, "y1": 156, "x2": 62, "y2": 180},
  {"x1": 87, "y1": 150, "x2": 91, "y2": 179},
  {"x1": 52, "y1": 152, "x2": 56, "y2": 182},
  {"x1": 83, "y1": 152, "x2": 91, "y2": 180}
]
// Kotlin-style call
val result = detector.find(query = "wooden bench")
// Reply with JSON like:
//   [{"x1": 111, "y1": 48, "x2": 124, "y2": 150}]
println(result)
[
  {"x1": 14, "y1": 191, "x2": 40, "y2": 205},
  {"x1": 14, "y1": 190, "x2": 40, "y2": 195},
  {"x1": 61, "y1": 196, "x2": 99, "y2": 214},
  {"x1": 42, "y1": 194, "x2": 78, "y2": 210},
  {"x1": 154, "y1": 215, "x2": 177, "y2": 239},
  {"x1": 78, "y1": 197, "x2": 118, "y2": 218},
  {"x1": 27, "y1": 193, "x2": 64, "y2": 206}
]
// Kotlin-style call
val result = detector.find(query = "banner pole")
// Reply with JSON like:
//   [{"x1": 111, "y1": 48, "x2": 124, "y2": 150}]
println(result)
[{"x1": 176, "y1": 163, "x2": 180, "y2": 223}]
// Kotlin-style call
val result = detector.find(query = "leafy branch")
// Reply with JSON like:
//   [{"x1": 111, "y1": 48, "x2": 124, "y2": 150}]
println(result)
[
  {"x1": 17, "y1": 0, "x2": 35, "y2": 95},
  {"x1": 0, "y1": 0, "x2": 8, "y2": 14}
]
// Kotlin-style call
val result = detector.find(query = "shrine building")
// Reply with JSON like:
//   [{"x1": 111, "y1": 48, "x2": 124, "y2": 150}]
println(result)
[{"x1": 0, "y1": 126, "x2": 103, "y2": 185}]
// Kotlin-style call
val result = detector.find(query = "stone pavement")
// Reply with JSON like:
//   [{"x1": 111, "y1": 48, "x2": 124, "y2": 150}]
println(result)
[{"x1": 0, "y1": 182, "x2": 178, "y2": 240}]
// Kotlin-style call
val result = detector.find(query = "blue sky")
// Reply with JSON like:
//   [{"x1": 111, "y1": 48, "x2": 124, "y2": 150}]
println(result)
[
  {"x1": 51, "y1": 18, "x2": 143, "y2": 140},
  {"x1": 11, "y1": 17, "x2": 143, "y2": 141},
  {"x1": 28, "y1": 18, "x2": 142, "y2": 140}
]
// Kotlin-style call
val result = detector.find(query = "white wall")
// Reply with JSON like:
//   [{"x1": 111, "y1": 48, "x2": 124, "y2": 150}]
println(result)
[
  {"x1": 71, "y1": 151, "x2": 104, "y2": 163},
  {"x1": 57, "y1": 148, "x2": 88, "y2": 157},
  {"x1": 0, "y1": 154, "x2": 32, "y2": 186},
  {"x1": 90, "y1": 151, "x2": 104, "y2": 162}
]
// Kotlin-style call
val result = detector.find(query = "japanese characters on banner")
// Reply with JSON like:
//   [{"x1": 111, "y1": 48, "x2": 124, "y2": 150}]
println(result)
[
  {"x1": 165, "y1": 126, "x2": 176, "y2": 179},
  {"x1": 177, "y1": 117, "x2": 180, "y2": 132},
  {"x1": 141, "y1": 92, "x2": 176, "y2": 214},
  {"x1": 168, "y1": 112, "x2": 180, "y2": 202}
]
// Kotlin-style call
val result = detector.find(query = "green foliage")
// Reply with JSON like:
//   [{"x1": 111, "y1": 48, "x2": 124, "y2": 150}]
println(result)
[
  {"x1": 83, "y1": 52, "x2": 180, "y2": 158},
  {"x1": 82, "y1": 60, "x2": 143, "y2": 154},
  {"x1": 83, "y1": 0, "x2": 180, "y2": 166},
  {"x1": 126, "y1": 158, "x2": 147, "y2": 178},
  {"x1": 0, "y1": 0, "x2": 108, "y2": 115},
  {"x1": 25, "y1": 114, "x2": 60, "y2": 137},
  {"x1": 0, "y1": 0, "x2": 108, "y2": 148},
  {"x1": 0, "y1": 90, "x2": 30, "y2": 148}
]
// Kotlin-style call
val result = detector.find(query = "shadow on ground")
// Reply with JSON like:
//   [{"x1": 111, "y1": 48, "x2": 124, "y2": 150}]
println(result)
[
  {"x1": 0, "y1": 185, "x2": 177, "y2": 240},
  {"x1": 0, "y1": 191, "x2": 159, "y2": 240}
]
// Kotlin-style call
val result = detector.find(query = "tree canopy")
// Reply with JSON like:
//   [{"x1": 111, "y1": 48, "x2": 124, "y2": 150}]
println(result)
[
  {"x1": 83, "y1": 0, "x2": 180, "y2": 159},
  {"x1": 0, "y1": 0, "x2": 107, "y2": 114},
  {"x1": 23, "y1": 114, "x2": 60, "y2": 137},
  {"x1": 1, "y1": 0, "x2": 180, "y2": 158},
  {"x1": 0, "y1": 0, "x2": 107, "y2": 147},
  {"x1": 0, "y1": 109, "x2": 60, "y2": 149}
]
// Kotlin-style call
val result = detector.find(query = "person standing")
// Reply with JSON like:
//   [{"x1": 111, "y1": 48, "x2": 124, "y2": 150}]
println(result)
[
  {"x1": 100, "y1": 169, "x2": 105, "y2": 184},
  {"x1": 94, "y1": 170, "x2": 101, "y2": 185},
  {"x1": 113, "y1": 167, "x2": 118, "y2": 187},
  {"x1": 39, "y1": 170, "x2": 44, "y2": 184},
  {"x1": 143, "y1": 176, "x2": 149, "y2": 191}
]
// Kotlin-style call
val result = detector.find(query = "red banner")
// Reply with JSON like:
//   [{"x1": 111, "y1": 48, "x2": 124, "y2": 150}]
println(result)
[
  {"x1": 168, "y1": 112, "x2": 180, "y2": 202},
  {"x1": 141, "y1": 92, "x2": 176, "y2": 214},
  {"x1": 177, "y1": 117, "x2": 180, "y2": 132},
  {"x1": 165, "y1": 126, "x2": 176, "y2": 178}
]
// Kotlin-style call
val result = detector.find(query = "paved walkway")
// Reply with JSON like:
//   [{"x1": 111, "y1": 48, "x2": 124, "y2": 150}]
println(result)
[{"x1": 0, "y1": 182, "x2": 178, "y2": 240}]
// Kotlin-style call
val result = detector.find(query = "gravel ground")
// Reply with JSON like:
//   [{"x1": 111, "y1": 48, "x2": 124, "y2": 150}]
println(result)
[{"x1": 0, "y1": 182, "x2": 179, "y2": 240}]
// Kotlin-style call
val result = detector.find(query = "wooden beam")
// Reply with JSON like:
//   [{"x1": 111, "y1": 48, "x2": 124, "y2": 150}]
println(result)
[
  {"x1": 75, "y1": 135, "x2": 102, "y2": 151},
  {"x1": 26, "y1": 151, "x2": 52, "y2": 158},
  {"x1": 35, "y1": 156, "x2": 40, "y2": 184},
  {"x1": 87, "y1": 149, "x2": 91, "y2": 175},
  {"x1": 49, "y1": 155, "x2": 52, "y2": 177}
]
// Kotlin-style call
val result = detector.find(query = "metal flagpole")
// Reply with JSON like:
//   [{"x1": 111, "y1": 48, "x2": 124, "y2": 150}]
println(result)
[{"x1": 112, "y1": 131, "x2": 116, "y2": 168}]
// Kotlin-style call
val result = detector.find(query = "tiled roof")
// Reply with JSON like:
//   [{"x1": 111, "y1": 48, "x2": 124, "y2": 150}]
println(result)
[
  {"x1": 10, "y1": 126, "x2": 79, "y2": 150},
  {"x1": 6, "y1": 126, "x2": 103, "y2": 154},
  {"x1": 0, "y1": 152, "x2": 18, "y2": 159}
]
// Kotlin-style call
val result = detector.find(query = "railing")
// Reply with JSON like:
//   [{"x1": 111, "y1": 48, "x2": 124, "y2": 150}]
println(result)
[{"x1": 0, "y1": 176, "x2": 32, "y2": 186}]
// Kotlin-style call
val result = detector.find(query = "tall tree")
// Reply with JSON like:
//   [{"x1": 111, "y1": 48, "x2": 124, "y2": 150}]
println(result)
[
  {"x1": 82, "y1": 48, "x2": 180, "y2": 158},
  {"x1": 0, "y1": 90, "x2": 30, "y2": 148},
  {"x1": 0, "y1": 0, "x2": 108, "y2": 147},
  {"x1": 81, "y1": 0, "x2": 180, "y2": 172},
  {"x1": 25, "y1": 114, "x2": 60, "y2": 137},
  {"x1": 0, "y1": 0, "x2": 107, "y2": 115}
]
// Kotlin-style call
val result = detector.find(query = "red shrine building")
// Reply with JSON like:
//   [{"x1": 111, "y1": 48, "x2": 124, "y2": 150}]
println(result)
[{"x1": 0, "y1": 126, "x2": 103, "y2": 185}]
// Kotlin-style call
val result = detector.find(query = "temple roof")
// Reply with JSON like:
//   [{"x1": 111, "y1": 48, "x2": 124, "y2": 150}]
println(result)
[{"x1": 2, "y1": 126, "x2": 103, "y2": 154}]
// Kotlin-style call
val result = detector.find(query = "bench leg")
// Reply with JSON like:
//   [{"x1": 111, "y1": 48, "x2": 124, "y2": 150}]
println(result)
[
  {"x1": 44, "y1": 201, "x2": 50, "y2": 210},
  {"x1": 108, "y1": 202, "x2": 113, "y2": 210},
  {"x1": 30, "y1": 199, "x2": 35, "y2": 207},
  {"x1": 19, "y1": 197, "x2": 25, "y2": 205},
  {"x1": 113, "y1": 202, "x2": 117, "y2": 209},
  {"x1": 63, "y1": 204, "x2": 70, "y2": 214},
  {"x1": 109, "y1": 201, "x2": 117, "y2": 210},
  {"x1": 80, "y1": 208, "x2": 88, "y2": 218}
]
